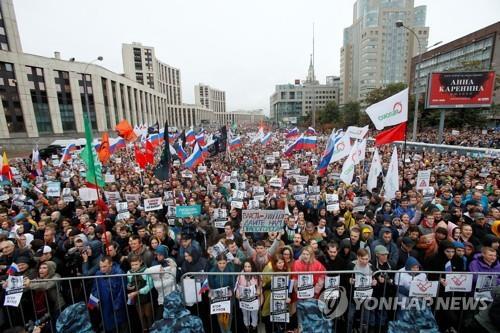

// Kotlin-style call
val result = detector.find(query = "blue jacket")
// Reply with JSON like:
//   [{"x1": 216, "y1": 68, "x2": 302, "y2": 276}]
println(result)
[
  {"x1": 91, "y1": 263, "x2": 127, "y2": 331},
  {"x1": 208, "y1": 263, "x2": 235, "y2": 291}
]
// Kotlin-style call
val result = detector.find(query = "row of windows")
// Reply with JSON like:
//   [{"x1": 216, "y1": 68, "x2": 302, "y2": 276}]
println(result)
[{"x1": 0, "y1": 61, "x2": 177, "y2": 135}]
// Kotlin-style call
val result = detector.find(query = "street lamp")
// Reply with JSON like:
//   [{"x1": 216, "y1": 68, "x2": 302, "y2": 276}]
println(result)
[{"x1": 396, "y1": 20, "x2": 423, "y2": 141}]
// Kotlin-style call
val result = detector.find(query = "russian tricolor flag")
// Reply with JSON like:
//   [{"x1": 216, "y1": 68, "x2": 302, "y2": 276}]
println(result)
[
  {"x1": 32, "y1": 147, "x2": 43, "y2": 176},
  {"x1": 59, "y1": 143, "x2": 76, "y2": 166},
  {"x1": 110, "y1": 138, "x2": 126, "y2": 154},
  {"x1": 283, "y1": 135, "x2": 302, "y2": 156},
  {"x1": 174, "y1": 142, "x2": 188, "y2": 161},
  {"x1": 6, "y1": 263, "x2": 19, "y2": 276},
  {"x1": 195, "y1": 133, "x2": 206, "y2": 146},
  {"x1": 260, "y1": 132, "x2": 272, "y2": 145},
  {"x1": 229, "y1": 136, "x2": 242, "y2": 151},
  {"x1": 305, "y1": 127, "x2": 317, "y2": 136},
  {"x1": 87, "y1": 294, "x2": 99, "y2": 310},
  {"x1": 185, "y1": 128, "x2": 196, "y2": 145},
  {"x1": 317, "y1": 130, "x2": 341, "y2": 176},
  {"x1": 285, "y1": 127, "x2": 300, "y2": 139},
  {"x1": 301, "y1": 136, "x2": 317, "y2": 150},
  {"x1": 184, "y1": 143, "x2": 204, "y2": 169}
]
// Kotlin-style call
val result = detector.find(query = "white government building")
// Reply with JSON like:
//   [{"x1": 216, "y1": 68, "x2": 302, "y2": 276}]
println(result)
[{"x1": 0, "y1": 0, "x2": 259, "y2": 148}]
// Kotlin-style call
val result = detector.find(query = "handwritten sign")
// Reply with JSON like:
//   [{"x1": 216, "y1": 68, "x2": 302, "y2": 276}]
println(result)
[
  {"x1": 241, "y1": 209, "x2": 285, "y2": 233},
  {"x1": 144, "y1": 197, "x2": 163, "y2": 212}
]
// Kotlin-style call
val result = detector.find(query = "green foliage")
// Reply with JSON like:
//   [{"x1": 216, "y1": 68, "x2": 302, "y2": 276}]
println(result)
[{"x1": 363, "y1": 82, "x2": 408, "y2": 106}]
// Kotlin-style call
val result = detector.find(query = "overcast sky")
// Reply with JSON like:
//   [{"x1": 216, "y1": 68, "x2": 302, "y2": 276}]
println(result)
[{"x1": 13, "y1": 0, "x2": 500, "y2": 115}]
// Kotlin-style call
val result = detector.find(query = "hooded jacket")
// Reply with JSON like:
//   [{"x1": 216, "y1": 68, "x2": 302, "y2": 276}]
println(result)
[
  {"x1": 56, "y1": 302, "x2": 94, "y2": 333},
  {"x1": 145, "y1": 258, "x2": 177, "y2": 305},
  {"x1": 371, "y1": 227, "x2": 399, "y2": 268},
  {"x1": 149, "y1": 291, "x2": 204, "y2": 333},
  {"x1": 29, "y1": 260, "x2": 65, "y2": 312},
  {"x1": 82, "y1": 239, "x2": 103, "y2": 276},
  {"x1": 469, "y1": 252, "x2": 500, "y2": 285}
]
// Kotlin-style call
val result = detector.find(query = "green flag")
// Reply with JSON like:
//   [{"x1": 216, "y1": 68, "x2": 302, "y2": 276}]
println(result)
[
  {"x1": 231, "y1": 121, "x2": 237, "y2": 133},
  {"x1": 80, "y1": 115, "x2": 104, "y2": 187}
]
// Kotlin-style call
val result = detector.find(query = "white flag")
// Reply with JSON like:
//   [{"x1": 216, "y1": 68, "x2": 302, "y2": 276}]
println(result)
[
  {"x1": 367, "y1": 149, "x2": 382, "y2": 192},
  {"x1": 346, "y1": 125, "x2": 369, "y2": 140},
  {"x1": 384, "y1": 146, "x2": 399, "y2": 200},
  {"x1": 355, "y1": 139, "x2": 367, "y2": 164},
  {"x1": 366, "y1": 88, "x2": 408, "y2": 130},
  {"x1": 340, "y1": 141, "x2": 358, "y2": 185},
  {"x1": 329, "y1": 132, "x2": 352, "y2": 164}
]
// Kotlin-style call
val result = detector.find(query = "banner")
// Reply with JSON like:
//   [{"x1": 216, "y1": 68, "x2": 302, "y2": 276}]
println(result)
[
  {"x1": 366, "y1": 88, "x2": 408, "y2": 130},
  {"x1": 144, "y1": 197, "x2": 163, "y2": 212},
  {"x1": 346, "y1": 125, "x2": 369, "y2": 139},
  {"x1": 176, "y1": 204, "x2": 202, "y2": 217},
  {"x1": 241, "y1": 209, "x2": 285, "y2": 233},
  {"x1": 426, "y1": 71, "x2": 495, "y2": 109}
]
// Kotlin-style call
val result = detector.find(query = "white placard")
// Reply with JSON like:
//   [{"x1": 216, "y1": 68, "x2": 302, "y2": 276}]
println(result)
[
  {"x1": 326, "y1": 193, "x2": 339, "y2": 204},
  {"x1": 79, "y1": 188, "x2": 98, "y2": 201},
  {"x1": 273, "y1": 151, "x2": 280, "y2": 158},
  {"x1": 181, "y1": 170, "x2": 193, "y2": 178},
  {"x1": 210, "y1": 287, "x2": 231, "y2": 314},
  {"x1": 197, "y1": 165, "x2": 207, "y2": 173},
  {"x1": 265, "y1": 155, "x2": 276, "y2": 164},
  {"x1": 445, "y1": 273, "x2": 473, "y2": 293},
  {"x1": 294, "y1": 175, "x2": 308, "y2": 185},
  {"x1": 324, "y1": 276, "x2": 340, "y2": 299},
  {"x1": 281, "y1": 161, "x2": 290, "y2": 170},
  {"x1": 46, "y1": 182, "x2": 61, "y2": 197},
  {"x1": 474, "y1": 275, "x2": 497, "y2": 301},
  {"x1": 248, "y1": 199, "x2": 260, "y2": 209},
  {"x1": 269, "y1": 177, "x2": 282, "y2": 188},
  {"x1": 116, "y1": 202, "x2": 130, "y2": 221},
  {"x1": 144, "y1": 197, "x2": 163, "y2": 211},
  {"x1": 354, "y1": 274, "x2": 373, "y2": 299},
  {"x1": 104, "y1": 191, "x2": 121, "y2": 204},
  {"x1": 104, "y1": 174, "x2": 115, "y2": 183},
  {"x1": 125, "y1": 193, "x2": 141, "y2": 203},
  {"x1": 164, "y1": 191, "x2": 175, "y2": 206},
  {"x1": 297, "y1": 274, "x2": 314, "y2": 299},
  {"x1": 62, "y1": 188, "x2": 74, "y2": 202},
  {"x1": 416, "y1": 170, "x2": 431, "y2": 190},
  {"x1": 182, "y1": 278, "x2": 202, "y2": 305},
  {"x1": 3, "y1": 276, "x2": 24, "y2": 307},
  {"x1": 239, "y1": 285, "x2": 259, "y2": 311},
  {"x1": 409, "y1": 280, "x2": 439, "y2": 298},
  {"x1": 231, "y1": 200, "x2": 244, "y2": 209}
]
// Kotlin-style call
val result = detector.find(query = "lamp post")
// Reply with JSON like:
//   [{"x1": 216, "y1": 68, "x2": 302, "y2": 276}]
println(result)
[
  {"x1": 395, "y1": 20, "x2": 422, "y2": 142},
  {"x1": 70, "y1": 57, "x2": 103, "y2": 129}
]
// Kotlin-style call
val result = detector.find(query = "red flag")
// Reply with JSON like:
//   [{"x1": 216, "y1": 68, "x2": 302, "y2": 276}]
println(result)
[
  {"x1": 97, "y1": 132, "x2": 111, "y2": 164},
  {"x1": 115, "y1": 120, "x2": 137, "y2": 142},
  {"x1": 134, "y1": 145, "x2": 147, "y2": 169},
  {"x1": 144, "y1": 141, "x2": 154, "y2": 165},
  {"x1": 375, "y1": 122, "x2": 407, "y2": 146}
]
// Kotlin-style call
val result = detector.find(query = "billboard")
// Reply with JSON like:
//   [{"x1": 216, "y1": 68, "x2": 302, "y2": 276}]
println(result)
[{"x1": 426, "y1": 71, "x2": 495, "y2": 109}]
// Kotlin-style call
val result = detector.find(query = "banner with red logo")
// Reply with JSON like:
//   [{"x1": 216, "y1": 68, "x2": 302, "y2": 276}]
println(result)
[{"x1": 426, "y1": 71, "x2": 495, "y2": 109}]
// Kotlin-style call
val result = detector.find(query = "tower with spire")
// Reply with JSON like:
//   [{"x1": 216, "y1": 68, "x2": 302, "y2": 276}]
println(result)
[{"x1": 305, "y1": 54, "x2": 318, "y2": 85}]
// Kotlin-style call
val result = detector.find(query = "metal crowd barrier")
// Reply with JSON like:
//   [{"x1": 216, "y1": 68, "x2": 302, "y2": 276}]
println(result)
[
  {"x1": 1, "y1": 270, "x2": 176, "y2": 333},
  {"x1": 2, "y1": 269, "x2": 498, "y2": 333}
]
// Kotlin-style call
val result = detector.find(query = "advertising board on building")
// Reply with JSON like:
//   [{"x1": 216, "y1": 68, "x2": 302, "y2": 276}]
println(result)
[{"x1": 426, "y1": 71, "x2": 495, "y2": 109}]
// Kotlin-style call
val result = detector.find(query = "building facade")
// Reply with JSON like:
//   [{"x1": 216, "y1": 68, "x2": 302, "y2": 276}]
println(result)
[
  {"x1": 194, "y1": 83, "x2": 226, "y2": 113},
  {"x1": 122, "y1": 42, "x2": 182, "y2": 105},
  {"x1": 410, "y1": 21, "x2": 500, "y2": 126},
  {"x1": 270, "y1": 58, "x2": 339, "y2": 125},
  {"x1": 340, "y1": 0, "x2": 429, "y2": 104},
  {"x1": 0, "y1": 0, "x2": 233, "y2": 147}
]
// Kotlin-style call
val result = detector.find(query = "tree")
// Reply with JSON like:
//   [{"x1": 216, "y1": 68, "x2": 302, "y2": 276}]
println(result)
[
  {"x1": 342, "y1": 101, "x2": 362, "y2": 127},
  {"x1": 363, "y1": 82, "x2": 408, "y2": 106}
]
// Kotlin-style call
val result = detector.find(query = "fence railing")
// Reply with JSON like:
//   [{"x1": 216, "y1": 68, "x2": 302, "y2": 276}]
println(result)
[{"x1": 1, "y1": 269, "x2": 498, "y2": 333}]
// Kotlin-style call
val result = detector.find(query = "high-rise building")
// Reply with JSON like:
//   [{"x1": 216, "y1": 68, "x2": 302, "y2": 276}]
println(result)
[
  {"x1": 270, "y1": 56, "x2": 339, "y2": 125},
  {"x1": 340, "y1": 0, "x2": 429, "y2": 104},
  {"x1": 194, "y1": 83, "x2": 226, "y2": 113},
  {"x1": 122, "y1": 42, "x2": 182, "y2": 105}
]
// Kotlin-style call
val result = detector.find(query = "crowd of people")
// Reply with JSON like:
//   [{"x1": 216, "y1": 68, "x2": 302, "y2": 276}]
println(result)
[
  {"x1": 0, "y1": 124, "x2": 499, "y2": 333},
  {"x1": 416, "y1": 127, "x2": 500, "y2": 148}
]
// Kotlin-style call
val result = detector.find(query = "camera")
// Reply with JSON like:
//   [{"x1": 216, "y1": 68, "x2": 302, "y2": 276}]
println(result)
[{"x1": 25, "y1": 313, "x2": 51, "y2": 332}]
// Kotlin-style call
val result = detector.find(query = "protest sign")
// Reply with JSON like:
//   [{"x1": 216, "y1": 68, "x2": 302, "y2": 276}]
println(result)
[
  {"x1": 269, "y1": 177, "x2": 282, "y2": 188},
  {"x1": 125, "y1": 193, "x2": 141, "y2": 203},
  {"x1": 297, "y1": 274, "x2": 314, "y2": 299},
  {"x1": 176, "y1": 205, "x2": 201, "y2": 217},
  {"x1": 104, "y1": 174, "x2": 115, "y2": 183},
  {"x1": 213, "y1": 208, "x2": 228, "y2": 228},
  {"x1": 273, "y1": 151, "x2": 280, "y2": 158},
  {"x1": 416, "y1": 170, "x2": 431, "y2": 190},
  {"x1": 116, "y1": 202, "x2": 130, "y2": 221},
  {"x1": 239, "y1": 285, "x2": 259, "y2": 311},
  {"x1": 263, "y1": 169, "x2": 274, "y2": 177},
  {"x1": 271, "y1": 276, "x2": 290, "y2": 323},
  {"x1": 324, "y1": 275, "x2": 340, "y2": 299},
  {"x1": 445, "y1": 273, "x2": 473, "y2": 293},
  {"x1": 144, "y1": 197, "x2": 163, "y2": 212},
  {"x1": 197, "y1": 165, "x2": 207, "y2": 173},
  {"x1": 281, "y1": 161, "x2": 290, "y2": 170},
  {"x1": 164, "y1": 191, "x2": 174, "y2": 206},
  {"x1": 409, "y1": 280, "x2": 439, "y2": 298},
  {"x1": 354, "y1": 274, "x2": 374, "y2": 299},
  {"x1": 46, "y1": 182, "x2": 61, "y2": 197},
  {"x1": 181, "y1": 170, "x2": 193, "y2": 178},
  {"x1": 104, "y1": 191, "x2": 120, "y2": 203},
  {"x1": 474, "y1": 275, "x2": 496, "y2": 301},
  {"x1": 248, "y1": 200, "x2": 260, "y2": 209},
  {"x1": 253, "y1": 186, "x2": 265, "y2": 201},
  {"x1": 285, "y1": 168, "x2": 300, "y2": 177},
  {"x1": 79, "y1": 188, "x2": 98, "y2": 201},
  {"x1": 353, "y1": 196, "x2": 369, "y2": 213},
  {"x1": 241, "y1": 209, "x2": 285, "y2": 233},
  {"x1": 62, "y1": 188, "x2": 74, "y2": 202},
  {"x1": 294, "y1": 175, "x2": 309, "y2": 185},
  {"x1": 265, "y1": 155, "x2": 275, "y2": 164},
  {"x1": 3, "y1": 275, "x2": 24, "y2": 307},
  {"x1": 210, "y1": 287, "x2": 231, "y2": 314}
]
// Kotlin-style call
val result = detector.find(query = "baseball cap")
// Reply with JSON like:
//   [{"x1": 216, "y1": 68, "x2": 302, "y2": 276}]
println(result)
[
  {"x1": 374, "y1": 245, "x2": 389, "y2": 255},
  {"x1": 474, "y1": 213, "x2": 485, "y2": 220},
  {"x1": 36, "y1": 245, "x2": 52, "y2": 256}
]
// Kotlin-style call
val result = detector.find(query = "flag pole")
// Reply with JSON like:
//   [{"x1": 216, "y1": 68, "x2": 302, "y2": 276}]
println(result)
[{"x1": 401, "y1": 121, "x2": 409, "y2": 190}]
